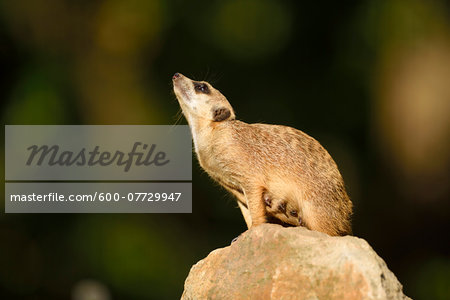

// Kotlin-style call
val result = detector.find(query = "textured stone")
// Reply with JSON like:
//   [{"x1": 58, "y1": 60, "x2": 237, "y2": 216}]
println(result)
[{"x1": 181, "y1": 224, "x2": 410, "y2": 300}]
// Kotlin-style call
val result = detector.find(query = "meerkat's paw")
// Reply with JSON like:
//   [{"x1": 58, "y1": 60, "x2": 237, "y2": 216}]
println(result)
[{"x1": 263, "y1": 190, "x2": 303, "y2": 226}]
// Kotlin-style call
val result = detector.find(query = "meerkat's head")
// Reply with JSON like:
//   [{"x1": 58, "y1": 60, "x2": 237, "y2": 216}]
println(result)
[{"x1": 172, "y1": 73, "x2": 235, "y2": 124}]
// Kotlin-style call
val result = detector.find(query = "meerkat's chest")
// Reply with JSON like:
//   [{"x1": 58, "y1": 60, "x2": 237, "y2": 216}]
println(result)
[{"x1": 195, "y1": 139, "x2": 245, "y2": 182}]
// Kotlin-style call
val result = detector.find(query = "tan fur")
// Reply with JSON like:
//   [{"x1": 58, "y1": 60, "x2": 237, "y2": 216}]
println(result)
[{"x1": 173, "y1": 73, "x2": 353, "y2": 236}]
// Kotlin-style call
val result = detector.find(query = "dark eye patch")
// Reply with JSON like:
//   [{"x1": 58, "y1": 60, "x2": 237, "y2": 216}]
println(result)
[{"x1": 193, "y1": 82, "x2": 210, "y2": 94}]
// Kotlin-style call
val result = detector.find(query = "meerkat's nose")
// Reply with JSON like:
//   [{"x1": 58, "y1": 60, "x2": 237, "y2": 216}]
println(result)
[{"x1": 173, "y1": 73, "x2": 181, "y2": 80}]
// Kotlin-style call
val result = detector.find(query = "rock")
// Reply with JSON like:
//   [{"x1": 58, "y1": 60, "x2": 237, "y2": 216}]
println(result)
[{"x1": 181, "y1": 224, "x2": 410, "y2": 300}]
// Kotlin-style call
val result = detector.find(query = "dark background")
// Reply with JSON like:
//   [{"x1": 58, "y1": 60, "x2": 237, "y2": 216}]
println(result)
[{"x1": 1, "y1": 0, "x2": 449, "y2": 299}]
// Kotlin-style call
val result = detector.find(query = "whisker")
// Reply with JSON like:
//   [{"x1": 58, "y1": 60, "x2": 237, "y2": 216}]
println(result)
[
  {"x1": 204, "y1": 66, "x2": 211, "y2": 81},
  {"x1": 175, "y1": 109, "x2": 184, "y2": 124},
  {"x1": 208, "y1": 70, "x2": 223, "y2": 86},
  {"x1": 170, "y1": 109, "x2": 184, "y2": 131}
]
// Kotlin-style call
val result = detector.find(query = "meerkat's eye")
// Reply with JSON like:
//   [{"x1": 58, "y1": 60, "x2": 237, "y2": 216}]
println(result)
[{"x1": 194, "y1": 82, "x2": 210, "y2": 94}]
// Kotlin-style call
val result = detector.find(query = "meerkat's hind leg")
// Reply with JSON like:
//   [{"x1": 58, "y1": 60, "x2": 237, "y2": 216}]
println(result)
[{"x1": 263, "y1": 189, "x2": 303, "y2": 227}]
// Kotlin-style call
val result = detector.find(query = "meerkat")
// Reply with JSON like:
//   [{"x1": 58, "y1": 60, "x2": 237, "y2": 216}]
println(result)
[{"x1": 172, "y1": 73, "x2": 352, "y2": 236}]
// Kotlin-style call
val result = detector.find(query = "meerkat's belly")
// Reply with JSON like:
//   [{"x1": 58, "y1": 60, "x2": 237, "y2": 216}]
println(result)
[{"x1": 205, "y1": 151, "x2": 308, "y2": 227}]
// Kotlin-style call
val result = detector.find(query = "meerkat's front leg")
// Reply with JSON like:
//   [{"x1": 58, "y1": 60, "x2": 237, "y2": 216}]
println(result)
[
  {"x1": 237, "y1": 202, "x2": 252, "y2": 228},
  {"x1": 244, "y1": 186, "x2": 267, "y2": 227}
]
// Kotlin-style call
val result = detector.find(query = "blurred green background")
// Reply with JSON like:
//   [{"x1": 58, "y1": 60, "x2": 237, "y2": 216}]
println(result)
[{"x1": 1, "y1": 0, "x2": 449, "y2": 299}]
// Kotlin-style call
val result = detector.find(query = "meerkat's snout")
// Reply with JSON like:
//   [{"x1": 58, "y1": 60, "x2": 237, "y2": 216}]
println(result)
[
  {"x1": 172, "y1": 72, "x2": 185, "y2": 87},
  {"x1": 172, "y1": 72, "x2": 193, "y2": 104}
]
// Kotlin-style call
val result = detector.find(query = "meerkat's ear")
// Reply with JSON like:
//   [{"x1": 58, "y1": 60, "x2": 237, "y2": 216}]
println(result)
[{"x1": 212, "y1": 107, "x2": 231, "y2": 122}]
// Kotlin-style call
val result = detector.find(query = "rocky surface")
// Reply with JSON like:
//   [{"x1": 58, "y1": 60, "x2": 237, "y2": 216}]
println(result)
[{"x1": 181, "y1": 224, "x2": 410, "y2": 300}]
